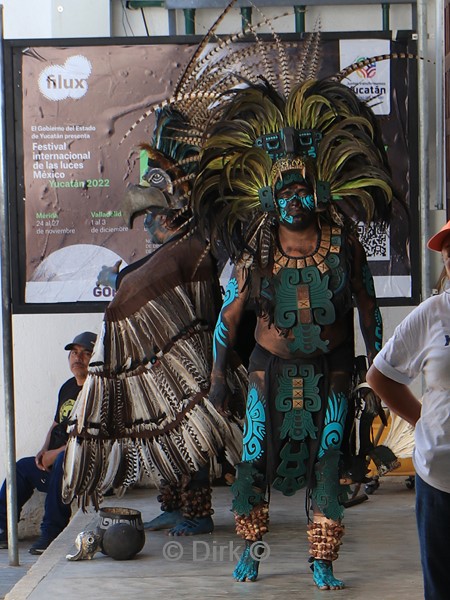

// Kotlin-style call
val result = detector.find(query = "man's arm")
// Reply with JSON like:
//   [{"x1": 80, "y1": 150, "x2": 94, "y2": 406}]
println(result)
[
  {"x1": 35, "y1": 421, "x2": 61, "y2": 472},
  {"x1": 40, "y1": 446, "x2": 66, "y2": 471},
  {"x1": 350, "y1": 235, "x2": 382, "y2": 364},
  {"x1": 366, "y1": 365, "x2": 421, "y2": 427},
  {"x1": 209, "y1": 266, "x2": 249, "y2": 414}
]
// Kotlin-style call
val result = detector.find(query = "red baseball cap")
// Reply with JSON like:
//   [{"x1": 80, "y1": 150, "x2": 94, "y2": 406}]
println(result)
[{"x1": 427, "y1": 219, "x2": 450, "y2": 252}]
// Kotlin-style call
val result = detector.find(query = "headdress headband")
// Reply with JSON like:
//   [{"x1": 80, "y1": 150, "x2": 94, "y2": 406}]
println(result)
[{"x1": 254, "y1": 128, "x2": 322, "y2": 161}]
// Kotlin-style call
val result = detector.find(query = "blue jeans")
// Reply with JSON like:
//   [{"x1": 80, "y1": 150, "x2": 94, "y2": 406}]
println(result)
[
  {"x1": 0, "y1": 453, "x2": 71, "y2": 538},
  {"x1": 415, "y1": 474, "x2": 450, "y2": 600}
]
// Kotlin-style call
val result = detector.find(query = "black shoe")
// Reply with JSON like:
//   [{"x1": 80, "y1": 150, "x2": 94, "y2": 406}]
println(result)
[
  {"x1": 29, "y1": 534, "x2": 54, "y2": 555},
  {"x1": 0, "y1": 529, "x2": 7, "y2": 549}
]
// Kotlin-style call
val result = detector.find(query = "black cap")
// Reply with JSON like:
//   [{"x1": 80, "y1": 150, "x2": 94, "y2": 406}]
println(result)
[{"x1": 65, "y1": 331, "x2": 97, "y2": 352}]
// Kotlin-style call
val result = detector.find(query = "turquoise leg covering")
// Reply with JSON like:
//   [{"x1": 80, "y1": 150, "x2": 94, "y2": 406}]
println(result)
[
  {"x1": 312, "y1": 559, "x2": 345, "y2": 590},
  {"x1": 233, "y1": 540, "x2": 261, "y2": 582}
]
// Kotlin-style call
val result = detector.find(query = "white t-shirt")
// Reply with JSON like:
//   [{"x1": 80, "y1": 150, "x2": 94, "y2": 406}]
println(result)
[{"x1": 373, "y1": 292, "x2": 450, "y2": 493}]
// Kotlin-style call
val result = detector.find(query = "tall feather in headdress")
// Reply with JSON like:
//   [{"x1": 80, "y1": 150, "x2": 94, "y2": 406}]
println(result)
[{"x1": 120, "y1": 3, "x2": 320, "y2": 146}]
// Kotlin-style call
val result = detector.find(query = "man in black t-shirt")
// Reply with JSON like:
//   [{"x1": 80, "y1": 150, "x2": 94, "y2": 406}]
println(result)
[{"x1": 0, "y1": 331, "x2": 96, "y2": 554}]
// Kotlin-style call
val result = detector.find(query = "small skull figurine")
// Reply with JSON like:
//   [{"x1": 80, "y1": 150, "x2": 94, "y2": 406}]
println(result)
[{"x1": 66, "y1": 530, "x2": 103, "y2": 561}]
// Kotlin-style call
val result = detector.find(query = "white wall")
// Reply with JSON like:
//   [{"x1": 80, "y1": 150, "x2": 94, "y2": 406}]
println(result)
[
  {"x1": 2, "y1": 0, "x2": 111, "y2": 38},
  {"x1": 11, "y1": 314, "x2": 103, "y2": 456},
  {"x1": 111, "y1": 2, "x2": 413, "y2": 37},
  {"x1": 0, "y1": 0, "x2": 113, "y2": 489},
  {"x1": 0, "y1": 0, "x2": 443, "y2": 487}
]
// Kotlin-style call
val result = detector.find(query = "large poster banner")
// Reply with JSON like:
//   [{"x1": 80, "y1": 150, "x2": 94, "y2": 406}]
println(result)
[
  {"x1": 11, "y1": 35, "x2": 416, "y2": 307},
  {"x1": 338, "y1": 38, "x2": 414, "y2": 299},
  {"x1": 20, "y1": 43, "x2": 195, "y2": 304}
]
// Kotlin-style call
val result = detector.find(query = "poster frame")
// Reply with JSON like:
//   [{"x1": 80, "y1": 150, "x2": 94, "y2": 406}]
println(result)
[{"x1": 3, "y1": 30, "x2": 420, "y2": 314}]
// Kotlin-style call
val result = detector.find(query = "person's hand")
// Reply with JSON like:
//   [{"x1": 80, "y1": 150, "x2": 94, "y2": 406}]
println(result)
[
  {"x1": 41, "y1": 449, "x2": 58, "y2": 471},
  {"x1": 208, "y1": 375, "x2": 231, "y2": 417},
  {"x1": 36, "y1": 448, "x2": 63, "y2": 472},
  {"x1": 35, "y1": 449, "x2": 47, "y2": 471},
  {"x1": 96, "y1": 260, "x2": 122, "y2": 289}
]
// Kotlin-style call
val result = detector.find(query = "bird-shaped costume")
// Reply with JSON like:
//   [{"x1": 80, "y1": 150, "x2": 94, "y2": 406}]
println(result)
[{"x1": 62, "y1": 106, "x2": 247, "y2": 537}]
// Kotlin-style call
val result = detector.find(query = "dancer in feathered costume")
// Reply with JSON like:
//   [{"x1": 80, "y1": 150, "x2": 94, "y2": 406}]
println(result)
[
  {"x1": 193, "y1": 76, "x2": 394, "y2": 587},
  {"x1": 62, "y1": 3, "x2": 331, "y2": 532},
  {"x1": 62, "y1": 106, "x2": 247, "y2": 536},
  {"x1": 64, "y1": 0, "x2": 408, "y2": 552}
]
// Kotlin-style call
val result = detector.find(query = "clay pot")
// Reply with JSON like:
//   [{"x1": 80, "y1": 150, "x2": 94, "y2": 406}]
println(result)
[
  {"x1": 102, "y1": 523, "x2": 144, "y2": 560},
  {"x1": 97, "y1": 506, "x2": 145, "y2": 560}
]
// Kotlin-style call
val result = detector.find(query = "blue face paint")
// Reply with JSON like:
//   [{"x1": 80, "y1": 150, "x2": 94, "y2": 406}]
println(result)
[
  {"x1": 276, "y1": 192, "x2": 315, "y2": 224},
  {"x1": 143, "y1": 213, "x2": 157, "y2": 236},
  {"x1": 143, "y1": 213, "x2": 168, "y2": 244},
  {"x1": 276, "y1": 197, "x2": 294, "y2": 223}
]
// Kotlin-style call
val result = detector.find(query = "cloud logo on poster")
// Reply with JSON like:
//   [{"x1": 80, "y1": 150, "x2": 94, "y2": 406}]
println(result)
[{"x1": 38, "y1": 56, "x2": 92, "y2": 101}]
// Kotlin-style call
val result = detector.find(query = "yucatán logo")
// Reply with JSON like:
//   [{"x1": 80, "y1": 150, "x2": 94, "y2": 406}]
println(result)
[
  {"x1": 38, "y1": 55, "x2": 92, "y2": 101},
  {"x1": 353, "y1": 55, "x2": 377, "y2": 79}
]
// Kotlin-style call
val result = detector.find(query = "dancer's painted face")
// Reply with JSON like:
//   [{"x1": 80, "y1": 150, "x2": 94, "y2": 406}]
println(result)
[
  {"x1": 144, "y1": 212, "x2": 169, "y2": 244},
  {"x1": 276, "y1": 182, "x2": 315, "y2": 228}
]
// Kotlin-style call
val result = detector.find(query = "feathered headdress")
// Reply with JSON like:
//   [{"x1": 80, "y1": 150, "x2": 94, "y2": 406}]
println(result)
[
  {"x1": 119, "y1": 4, "x2": 327, "y2": 238},
  {"x1": 193, "y1": 77, "x2": 394, "y2": 263}
]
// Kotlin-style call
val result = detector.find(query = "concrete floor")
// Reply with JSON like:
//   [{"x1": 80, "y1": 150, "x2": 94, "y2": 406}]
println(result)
[
  {"x1": 3, "y1": 477, "x2": 422, "y2": 600},
  {"x1": 0, "y1": 543, "x2": 38, "y2": 600}
]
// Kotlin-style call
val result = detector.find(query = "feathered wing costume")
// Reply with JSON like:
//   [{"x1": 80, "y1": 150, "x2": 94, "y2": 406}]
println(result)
[
  {"x1": 62, "y1": 107, "x2": 247, "y2": 514},
  {"x1": 63, "y1": 229, "x2": 247, "y2": 506}
]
